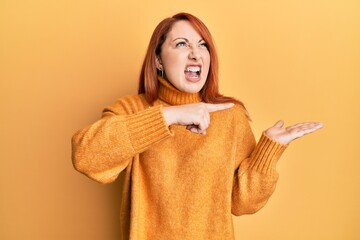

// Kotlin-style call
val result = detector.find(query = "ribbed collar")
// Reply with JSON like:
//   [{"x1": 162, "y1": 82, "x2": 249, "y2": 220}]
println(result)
[{"x1": 157, "y1": 76, "x2": 202, "y2": 105}]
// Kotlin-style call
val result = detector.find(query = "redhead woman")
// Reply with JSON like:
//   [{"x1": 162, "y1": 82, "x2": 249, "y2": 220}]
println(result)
[{"x1": 72, "y1": 12, "x2": 323, "y2": 240}]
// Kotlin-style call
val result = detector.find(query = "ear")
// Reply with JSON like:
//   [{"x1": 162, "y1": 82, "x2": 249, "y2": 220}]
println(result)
[{"x1": 155, "y1": 56, "x2": 163, "y2": 70}]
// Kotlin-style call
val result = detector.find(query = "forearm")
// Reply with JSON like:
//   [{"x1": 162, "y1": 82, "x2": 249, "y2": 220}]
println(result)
[
  {"x1": 72, "y1": 105, "x2": 172, "y2": 183},
  {"x1": 231, "y1": 133, "x2": 287, "y2": 216}
]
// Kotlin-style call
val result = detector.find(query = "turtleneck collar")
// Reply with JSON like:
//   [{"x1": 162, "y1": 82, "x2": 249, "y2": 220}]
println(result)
[{"x1": 157, "y1": 76, "x2": 202, "y2": 105}]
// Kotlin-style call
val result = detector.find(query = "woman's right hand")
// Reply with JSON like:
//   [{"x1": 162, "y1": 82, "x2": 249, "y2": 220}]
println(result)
[{"x1": 162, "y1": 102, "x2": 234, "y2": 135}]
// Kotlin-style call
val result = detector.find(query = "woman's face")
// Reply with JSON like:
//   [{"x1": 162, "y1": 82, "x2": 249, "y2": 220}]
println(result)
[{"x1": 157, "y1": 20, "x2": 211, "y2": 93}]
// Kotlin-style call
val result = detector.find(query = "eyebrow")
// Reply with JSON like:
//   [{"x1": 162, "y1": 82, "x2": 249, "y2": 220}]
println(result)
[{"x1": 173, "y1": 37, "x2": 205, "y2": 43}]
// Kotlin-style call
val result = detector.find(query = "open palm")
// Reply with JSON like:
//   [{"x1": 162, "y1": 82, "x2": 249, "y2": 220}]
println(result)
[{"x1": 265, "y1": 120, "x2": 323, "y2": 145}]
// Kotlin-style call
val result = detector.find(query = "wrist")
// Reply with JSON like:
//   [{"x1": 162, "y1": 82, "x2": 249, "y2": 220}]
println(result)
[
  {"x1": 162, "y1": 106, "x2": 176, "y2": 127},
  {"x1": 265, "y1": 130, "x2": 290, "y2": 145}
]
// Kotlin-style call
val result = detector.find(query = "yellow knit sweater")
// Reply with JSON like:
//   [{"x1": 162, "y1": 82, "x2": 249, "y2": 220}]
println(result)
[{"x1": 72, "y1": 77, "x2": 287, "y2": 240}]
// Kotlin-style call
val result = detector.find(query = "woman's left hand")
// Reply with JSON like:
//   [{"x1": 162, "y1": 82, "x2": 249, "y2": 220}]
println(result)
[{"x1": 265, "y1": 120, "x2": 324, "y2": 145}]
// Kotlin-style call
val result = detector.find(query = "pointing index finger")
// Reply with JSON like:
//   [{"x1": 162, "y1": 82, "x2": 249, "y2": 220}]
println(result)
[{"x1": 205, "y1": 103, "x2": 235, "y2": 113}]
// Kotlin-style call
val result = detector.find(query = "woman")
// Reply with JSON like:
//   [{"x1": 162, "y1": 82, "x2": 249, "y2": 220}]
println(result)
[{"x1": 72, "y1": 12, "x2": 323, "y2": 240}]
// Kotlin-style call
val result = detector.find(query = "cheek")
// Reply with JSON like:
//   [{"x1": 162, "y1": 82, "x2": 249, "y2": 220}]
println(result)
[
  {"x1": 163, "y1": 54, "x2": 183, "y2": 73},
  {"x1": 203, "y1": 51, "x2": 210, "y2": 64},
  {"x1": 204, "y1": 54, "x2": 211, "y2": 73}
]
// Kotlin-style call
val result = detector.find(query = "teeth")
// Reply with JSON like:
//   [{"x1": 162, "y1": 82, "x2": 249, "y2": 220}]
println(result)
[{"x1": 186, "y1": 66, "x2": 201, "y2": 72}]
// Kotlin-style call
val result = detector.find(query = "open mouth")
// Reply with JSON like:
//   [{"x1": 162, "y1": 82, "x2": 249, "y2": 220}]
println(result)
[{"x1": 184, "y1": 65, "x2": 201, "y2": 80}]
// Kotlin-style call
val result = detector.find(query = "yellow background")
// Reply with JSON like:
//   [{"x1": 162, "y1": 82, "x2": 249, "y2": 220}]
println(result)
[{"x1": 1, "y1": 0, "x2": 359, "y2": 239}]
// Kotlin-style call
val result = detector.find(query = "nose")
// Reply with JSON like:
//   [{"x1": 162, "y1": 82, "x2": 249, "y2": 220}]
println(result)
[{"x1": 189, "y1": 46, "x2": 201, "y2": 61}]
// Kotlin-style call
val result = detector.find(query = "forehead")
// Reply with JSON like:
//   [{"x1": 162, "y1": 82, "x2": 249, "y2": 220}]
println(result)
[{"x1": 167, "y1": 20, "x2": 203, "y2": 40}]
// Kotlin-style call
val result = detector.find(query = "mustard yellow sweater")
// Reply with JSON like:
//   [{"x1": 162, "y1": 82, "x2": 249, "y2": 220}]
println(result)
[{"x1": 72, "y1": 77, "x2": 287, "y2": 240}]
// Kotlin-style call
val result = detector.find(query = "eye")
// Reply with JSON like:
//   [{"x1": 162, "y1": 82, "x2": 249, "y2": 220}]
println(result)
[
  {"x1": 175, "y1": 41, "x2": 188, "y2": 47},
  {"x1": 199, "y1": 42, "x2": 208, "y2": 49}
]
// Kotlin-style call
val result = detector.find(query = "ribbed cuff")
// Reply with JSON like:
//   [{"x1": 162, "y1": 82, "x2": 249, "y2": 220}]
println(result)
[
  {"x1": 249, "y1": 132, "x2": 288, "y2": 175},
  {"x1": 126, "y1": 105, "x2": 173, "y2": 153}
]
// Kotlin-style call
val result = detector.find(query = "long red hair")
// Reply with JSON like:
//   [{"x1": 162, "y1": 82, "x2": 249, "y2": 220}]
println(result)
[{"x1": 138, "y1": 12, "x2": 247, "y2": 113}]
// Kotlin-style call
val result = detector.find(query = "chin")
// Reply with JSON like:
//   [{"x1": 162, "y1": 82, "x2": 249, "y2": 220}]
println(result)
[
  {"x1": 182, "y1": 83, "x2": 204, "y2": 93},
  {"x1": 183, "y1": 89, "x2": 200, "y2": 94},
  {"x1": 168, "y1": 76, "x2": 206, "y2": 93}
]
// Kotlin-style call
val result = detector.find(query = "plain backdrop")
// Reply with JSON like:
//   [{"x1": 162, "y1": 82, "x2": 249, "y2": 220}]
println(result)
[{"x1": 1, "y1": 0, "x2": 359, "y2": 239}]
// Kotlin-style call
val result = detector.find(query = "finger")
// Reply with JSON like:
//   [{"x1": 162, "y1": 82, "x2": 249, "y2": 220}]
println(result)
[
  {"x1": 186, "y1": 125, "x2": 206, "y2": 135},
  {"x1": 205, "y1": 103, "x2": 234, "y2": 113},
  {"x1": 288, "y1": 122, "x2": 324, "y2": 139},
  {"x1": 190, "y1": 127, "x2": 201, "y2": 134},
  {"x1": 287, "y1": 122, "x2": 323, "y2": 132},
  {"x1": 299, "y1": 122, "x2": 324, "y2": 133},
  {"x1": 273, "y1": 120, "x2": 285, "y2": 128},
  {"x1": 190, "y1": 109, "x2": 209, "y2": 132},
  {"x1": 203, "y1": 111, "x2": 210, "y2": 128},
  {"x1": 186, "y1": 125, "x2": 198, "y2": 133},
  {"x1": 197, "y1": 118, "x2": 208, "y2": 132}
]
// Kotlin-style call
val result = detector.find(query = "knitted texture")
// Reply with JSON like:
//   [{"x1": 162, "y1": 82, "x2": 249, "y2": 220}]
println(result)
[{"x1": 72, "y1": 77, "x2": 287, "y2": 240}]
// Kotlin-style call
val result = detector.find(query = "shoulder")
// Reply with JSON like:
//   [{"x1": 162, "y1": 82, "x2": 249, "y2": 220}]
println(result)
[
  {"x1": 226, "y1": 103, "x2": 254, "y2": 137},
  {"x1": 210, "y1": 102, "x2": 250, "y2": 130},
  {"x1": 232, "y1": 103, "x2": 255, "y2": 144},
  {"x1": 227, "y1": 103, "x2": 250, "y2": 124},
  {"x1": 102, "y1": 94, "x2": 149, "y2": 115}
]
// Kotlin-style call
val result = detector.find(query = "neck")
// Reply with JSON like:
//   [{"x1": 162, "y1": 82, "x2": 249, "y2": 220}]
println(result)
[{"x1": 157, "y1": 76, "x2": 202, "y2": 105}]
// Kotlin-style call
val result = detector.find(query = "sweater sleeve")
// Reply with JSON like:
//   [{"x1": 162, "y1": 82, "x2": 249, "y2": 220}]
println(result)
[
  {"x1": 231, "y1": 110, "x2": 287, "y2": 216},
  {"x1": 71, "y1": 95, "x2": 173, "y2": 184}
]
